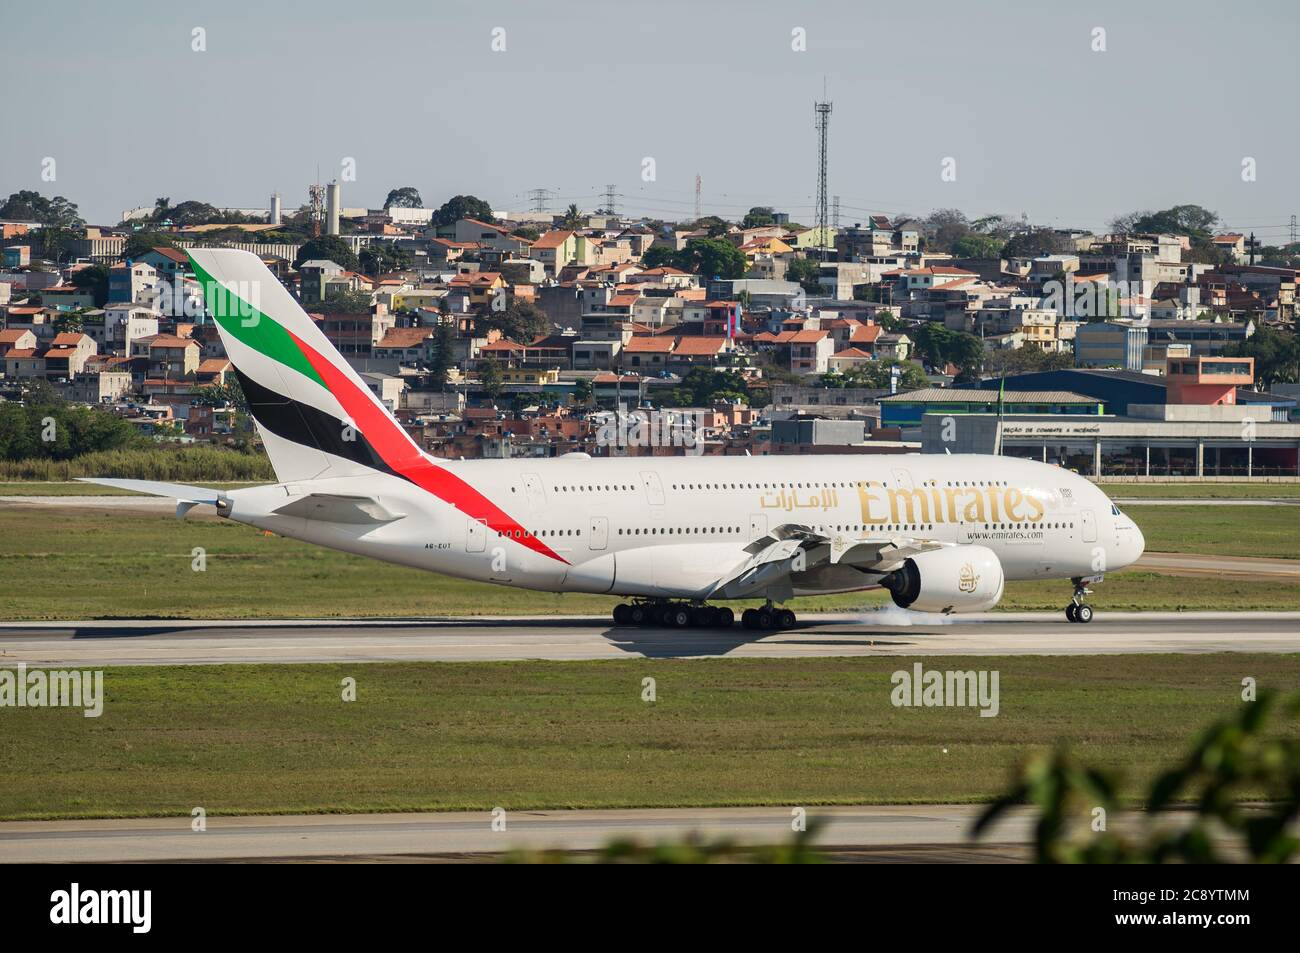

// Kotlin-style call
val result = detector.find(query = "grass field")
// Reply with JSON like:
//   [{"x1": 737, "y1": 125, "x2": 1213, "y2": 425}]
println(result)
[
  {"x1": 1, "y1": 504, "x2": 1297, "y2": 619},
  {"x1": 1101, "y1": 483, "x2": 1300, "y2": 499},
  {"x1": 2, "y1": 654, "x2": 1295, "y2": 820},
  {"x1": 1124, "y1": 504, "x2": 1299, "y2": 559},
  {"x1": 0, "y1": 481, "x2": 265, "y2": 496}
]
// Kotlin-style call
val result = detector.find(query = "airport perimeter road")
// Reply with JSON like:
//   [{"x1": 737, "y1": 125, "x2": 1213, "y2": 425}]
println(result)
[
  {"x1": 0, "y1": 805, "x2": 1035, "y2": 863},
  {"x1": 1137, "y1": 552, "x2": 1300, "y2": 580},
  {"x1": 1, "y1": 612, "x2": 1297, "y2": 665}
]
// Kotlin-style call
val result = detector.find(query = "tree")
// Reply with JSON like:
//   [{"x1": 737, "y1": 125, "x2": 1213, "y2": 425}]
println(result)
[
  {"x1": 664, "y1": 368, "x2": 751, "y2": 407},
  {"x1": 383, "y1": 186, "x2": 424, "y2": 209},
  {"x1": 843, "y1": 359, "x2": 928, "y2": 391},
  {"x1": 0, "y1": 190, "x2": 83, "y2": 227},
  {"x1": 1001, "y1": 228, "x2": 1076, "y2": 258},
  {"x1": 985, "y1": 345, "x2": 1075, "y2": 377},
  {"x1": 952, "y1": 234, "x2": 1006, "y2": 259},
  {"x1": 1110, "y1": 204, "x2": 1218, "y2": 242},
  {"x1": 479, "y1": 357, "x2": 504, "y2": 398},
  {"x1": 36, "y1": 226, "x2": 79, "y2": 263},
  {"x1": 784, "y1": 257, "x2": 821, "y2": 295},
  {"x1": 572, "y1": 378, "x2": 594, "y2": 406},
  {"x1": 560, "y1": 203, "x2": 584, "y2": 229},
  {"x1": 123, "y1": 230, "x2": 178, "y2": 260},
  {"x1": 313, "y1": 289, "x2": 374, "y2": 314},
  {"x1": 974, "y1": 690, "x2": 1300, "y2": 864},
  {"x1": 640, "y1": 246, "x2": 676, "y2": 269},
  {"x1": 511, "y1": 225, "x2": 541, "y2": 241},
  {"x1": 673, "y1": 238, "x2": 746, "y2": 280},
  {"x1": 1225, "y1": 326, "x2": 1299, "y2": 387},
  {"x1": 474, "y1": 299, "x2": 548, "y2": 342},
  {"x1": 922, "y1": 209, "x2": 971, "y2": 253},
  {"x1": 742, "y1": 206, "x2": 776, "y2": 229},
  {"x1": 71, "y1": 264, "x2": 110, "y2": 307},
  {"x1": 428, "y1": 322, "x2": 456, "y2": 391},
  {"x1": 910, "y1": 323, "x2": 984, "y2": 374},
  {"x1": 433, "y1": 194, "x2": 494, "y2": 226},
  {"x1": 359, "y1": 241, "x2": 412, "y2": 277},
  {"x1": 293, "y1": 235, "x2": 360, "y2": 271}
]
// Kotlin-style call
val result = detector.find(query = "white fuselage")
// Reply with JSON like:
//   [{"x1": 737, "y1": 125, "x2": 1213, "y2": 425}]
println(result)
[{"x1": 220, "y1": 453, "x2": 1144, "y2": 602}]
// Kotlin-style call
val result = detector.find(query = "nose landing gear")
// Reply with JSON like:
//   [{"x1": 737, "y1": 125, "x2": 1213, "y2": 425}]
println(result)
[{"x1": 1065, "y1": 578, "x2": 1094, "y2": 624}]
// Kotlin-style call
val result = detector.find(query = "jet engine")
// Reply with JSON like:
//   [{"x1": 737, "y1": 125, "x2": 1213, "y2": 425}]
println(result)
[{"x1": 880, "y1": 545, "x2": 1005, "y2": 613}]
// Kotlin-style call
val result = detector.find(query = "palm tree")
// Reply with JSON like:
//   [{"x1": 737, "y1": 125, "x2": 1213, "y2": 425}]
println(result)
[{"x1": 561, "y1": 203, "x2": 583, "y2": 229}]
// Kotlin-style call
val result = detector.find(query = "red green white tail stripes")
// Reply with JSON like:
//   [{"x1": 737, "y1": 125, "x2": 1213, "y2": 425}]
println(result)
[{"x1": 189, "y1": 248, "x2": 566, "y2": 564}]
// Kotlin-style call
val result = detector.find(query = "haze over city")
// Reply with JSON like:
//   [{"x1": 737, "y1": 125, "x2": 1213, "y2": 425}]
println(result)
[{"x1": 2, "y1": 0, "x2": 1298, "y2": 240}]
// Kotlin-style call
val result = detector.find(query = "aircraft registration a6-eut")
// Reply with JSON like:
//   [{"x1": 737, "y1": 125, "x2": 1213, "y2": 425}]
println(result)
[{"x1": 90, "y1": 249, "x2": 1146, "y2": 630}]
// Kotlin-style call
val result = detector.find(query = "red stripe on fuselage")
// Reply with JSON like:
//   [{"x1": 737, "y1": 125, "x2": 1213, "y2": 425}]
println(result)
[{"x1": 286, "y1": 330, "x2": 568, "y2": 565}]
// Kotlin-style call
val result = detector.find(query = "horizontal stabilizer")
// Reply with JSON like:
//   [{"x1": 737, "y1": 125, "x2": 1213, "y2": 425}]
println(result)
[{"x1": 78, "y1": 478, "x2": 224, "y2": 503}]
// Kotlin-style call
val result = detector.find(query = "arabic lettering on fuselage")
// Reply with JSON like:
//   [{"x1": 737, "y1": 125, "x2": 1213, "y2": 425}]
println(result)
[{"x1": 758, "y1": 487, "x2": 841, "y2": 512}]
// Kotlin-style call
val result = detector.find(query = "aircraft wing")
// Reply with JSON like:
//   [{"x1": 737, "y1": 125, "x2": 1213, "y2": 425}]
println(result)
[{"x1": 709, "y1": 523, "x2": 946, "y2": 600}]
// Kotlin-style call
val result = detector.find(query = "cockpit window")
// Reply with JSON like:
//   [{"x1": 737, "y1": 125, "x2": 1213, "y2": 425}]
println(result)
[{"x1": 1111, "y1": 503, "x2": 1122, "y2": 516}]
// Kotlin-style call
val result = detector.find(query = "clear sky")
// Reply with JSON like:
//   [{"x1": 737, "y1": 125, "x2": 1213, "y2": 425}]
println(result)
[{"x1": 2, "y1": 0, "x2": 1297, "y2": 244}]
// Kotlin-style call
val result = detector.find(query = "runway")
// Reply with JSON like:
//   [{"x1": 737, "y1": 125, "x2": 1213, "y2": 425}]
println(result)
[
  {"x1": 0, "y1": 804, "x2": 1036, "y2": 863},
  {"x1": 0, "y1": 611, "x2": 1297, "y2": 665}
]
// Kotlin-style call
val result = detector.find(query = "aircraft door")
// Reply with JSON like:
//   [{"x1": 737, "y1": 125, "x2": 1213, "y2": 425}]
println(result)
[
  {"x1": 1081, "y1": 509, "x2": 1097, "y2": 543},
  {"x1": 589, "y1": 516, "x2": 609, "y2": 550},
  {"x1": 749, "y1": 513, "x2": 768, "y2": 539},
  {"x1": 639, "y1": 470, "x2": 665, "y2": 505},
  {"x1": 466, "y1": 516, "x2": 487, "y2": 552},
  {"x1": 522, "y1": 472, "x2": 546, "y2": 509}
]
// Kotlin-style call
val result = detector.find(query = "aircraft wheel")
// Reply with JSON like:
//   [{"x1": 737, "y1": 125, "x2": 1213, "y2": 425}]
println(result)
[
  {"x1": 629, "y1": 604, "x2": 650, "y2": 625},
  {"x1": 667, "y1": 606, "x2": 692, "y2": 628},
  {"x1": 692, "y1": 607, "x2": 716, "y2": 628},
  {"x1": 741, "y1": 609, "x2": 757, "y2": 630},
  {"x1": 776, "y1": 608, "x2": 796, "y2": 629},
  {"x1": 716, "y1": 607, "x2": 735, "y2": 628},
  {"x1": 1076, "y1": 604, "x2": 1094, "y2": 624},
  {"x1": 613, "y1": 604, "x2": 631, "y2": 626},
  {"x1": 1065, "y1": 604, "x2": 1078, "y2": 623},
  {"x1": 755, "y1": 608, "x2": 775, "y2": 630}
]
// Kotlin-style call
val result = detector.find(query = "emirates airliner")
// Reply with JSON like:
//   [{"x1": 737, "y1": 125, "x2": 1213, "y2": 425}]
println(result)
[{"x1": 89, "y1": 249, "x2": 1145, "y2": 629}]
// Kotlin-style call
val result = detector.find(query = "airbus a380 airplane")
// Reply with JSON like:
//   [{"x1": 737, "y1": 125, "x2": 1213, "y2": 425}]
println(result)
[{"x1": 89, "y1": 249, "x2": 1145, "y2": 630}]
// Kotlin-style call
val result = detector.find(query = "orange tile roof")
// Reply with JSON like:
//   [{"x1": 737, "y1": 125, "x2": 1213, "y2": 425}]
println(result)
[
  {"x1": 622, "y1": 337, "x2": 676, "y2": 353},
  {"x1": 671, "y1": 336, "x2": 727, "y2": 356},
  {"x1": 377, "y1": 328, "x2": 436, "y2": 349},
  {"x1": 531, "y1": 230, "x2": 574, "y2": 249}
]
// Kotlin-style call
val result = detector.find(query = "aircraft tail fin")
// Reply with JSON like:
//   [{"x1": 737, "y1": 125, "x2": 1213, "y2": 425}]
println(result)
[{"x1": 188, "y1": 248, "x2": 424, "y2": 484}]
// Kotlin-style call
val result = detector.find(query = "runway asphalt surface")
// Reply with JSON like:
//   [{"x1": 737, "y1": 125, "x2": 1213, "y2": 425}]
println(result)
[
  {"x1": 0, "y1": 804, "x2": 1039, "y2": 863},
  {"x1": 1, "y1": 611, "x2": 1297, "y2": 665}
]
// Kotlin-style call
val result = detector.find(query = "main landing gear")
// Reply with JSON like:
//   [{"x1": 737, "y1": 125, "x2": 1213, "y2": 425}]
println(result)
[
  {"x1": 612, "y1": 601, "x2": 736, "y2": 629},
  {"x1": 611, "y1": 601, "x2": 798, "y2": 630},
  {"x1": 1065, "y1": 578, "x2": 1094, "y2": 624},
  {"x1": 741, "y1": 604, "x2": 797, "y2": 631}
]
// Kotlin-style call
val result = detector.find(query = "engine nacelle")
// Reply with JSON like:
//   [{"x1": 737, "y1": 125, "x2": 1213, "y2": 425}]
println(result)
[{"x1": 882, "y1": 545, "x2": 1005, "y2": 613}]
